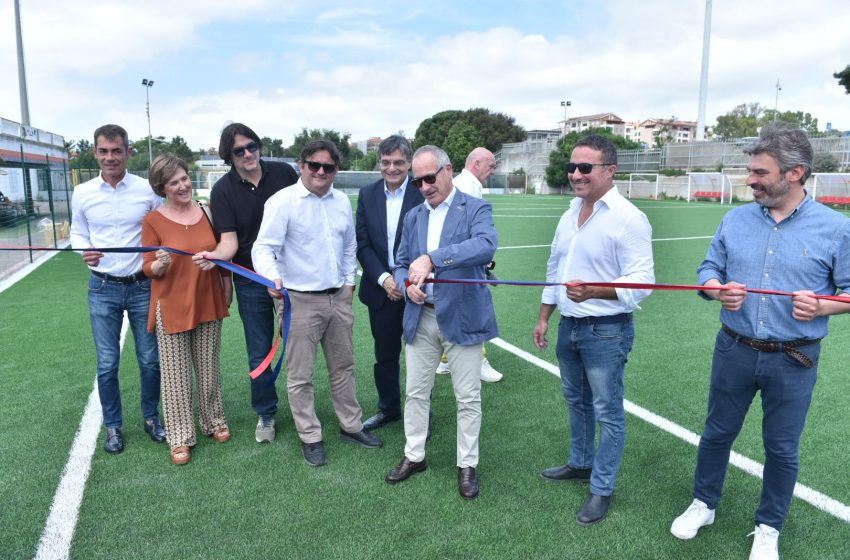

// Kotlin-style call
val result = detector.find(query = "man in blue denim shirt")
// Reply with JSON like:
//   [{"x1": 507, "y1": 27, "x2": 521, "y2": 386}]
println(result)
[
  {"x1": 533, "y1": 135, "x2": 655, "y2": 525},
  {"x1": 671, "y1": 123, "x2": 850, "y2": 560}
]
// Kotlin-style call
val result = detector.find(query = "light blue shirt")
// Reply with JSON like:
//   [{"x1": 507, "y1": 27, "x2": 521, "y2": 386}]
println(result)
[
  {"x1": 697, "y1": 195, "x2": 850, "y2": 341},
  {"x1": 384, "y1": 177, "x2": 408, "y2": 271}
]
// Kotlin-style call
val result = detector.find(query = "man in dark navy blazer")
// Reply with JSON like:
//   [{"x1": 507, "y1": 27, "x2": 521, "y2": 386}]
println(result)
[{"x1": 356, "y1": 136, "x2": 424, "y2": 431}]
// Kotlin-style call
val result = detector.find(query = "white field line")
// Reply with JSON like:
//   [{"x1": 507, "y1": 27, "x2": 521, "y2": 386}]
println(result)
[
  {"x1": 488, "y1": 337, "x2": 850, "y2": 524},
  {"x1": 34, "y1": 321, "x2": 127, "y2": 560},
  {"x1": 497, "y1": 236, "x2": 713, "y2": 251},
  {"x1": 0, "y1": 240, "x2": 71, "y2": 294}
]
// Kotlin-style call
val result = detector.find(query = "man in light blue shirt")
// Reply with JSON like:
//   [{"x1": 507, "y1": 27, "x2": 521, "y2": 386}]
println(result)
[{"x1": 671, "y1": 122, "x2": 850, "y2": 560}]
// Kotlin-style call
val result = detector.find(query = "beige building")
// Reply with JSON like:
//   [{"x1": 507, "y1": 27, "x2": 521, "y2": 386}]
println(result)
[
  {"x1": 634, "y1": 118, "x2": 704, "y2": 148},
  {"x1": 562, "y1": 113, "x2": 627, "y2": 137}
]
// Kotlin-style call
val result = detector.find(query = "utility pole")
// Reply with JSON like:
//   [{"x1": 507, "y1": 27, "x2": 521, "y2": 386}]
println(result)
[{"x1": 774, "y1": 79, "x2": 782, "y2": 121}]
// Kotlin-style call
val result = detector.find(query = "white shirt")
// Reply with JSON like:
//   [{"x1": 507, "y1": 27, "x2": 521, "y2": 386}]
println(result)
[
  {"x1": 541, "y1": 186, "x2": 654, "y2": 317},
  {"x1": 252, "y1": 178, "x2": 356, "y2": 291},
  {"x1": 453, "y1": 169, "x2": 483, "y2": 199},
  {"x1": 377, "y1": 177, "x2": 409, "y2": 287},
  {"x1": 70, "y1": 171, "x2": 162, "y2": 276},
  {"x1": 423, "y1": 187, "x2": 458, "y2": 301}
]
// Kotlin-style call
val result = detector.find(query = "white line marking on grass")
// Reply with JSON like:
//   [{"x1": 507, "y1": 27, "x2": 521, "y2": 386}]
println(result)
[
  {"x1": 488, "y1": 336, "x2": 850, "y2": 524},
  {"x1": 0, "y1": 240, "x2": 70, "y2": 295},
  {"x1": 35, "y1": 320, "x2": 128, "y2": 560},
  {"x1": 497, "y1": 237, "x2": 712, "y2": 251}
]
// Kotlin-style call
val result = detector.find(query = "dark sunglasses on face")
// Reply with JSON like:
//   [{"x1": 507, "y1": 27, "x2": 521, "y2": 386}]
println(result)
[
  {"x1": 567, "y1": 162, "x2": 613, "y2": 174},
  {"x1": 232, "y1": 141, "x2": 260, "y2": 158},
  {"x1": 304, "y1": 160, "x2": 338, "y2": 174},
  {"x1": 412, "y1": 166, "x2": 444, "y2": 188}
]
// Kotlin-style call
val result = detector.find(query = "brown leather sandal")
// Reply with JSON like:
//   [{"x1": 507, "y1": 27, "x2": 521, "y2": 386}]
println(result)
[
  {"x1": 211, "y1": 426, "x2": 231, "y2": 443},
  {"x1": 171, "y1": 446, "x2": 191, "y2": 465}
]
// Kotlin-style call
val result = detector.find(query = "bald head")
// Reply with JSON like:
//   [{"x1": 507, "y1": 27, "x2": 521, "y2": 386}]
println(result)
[{"x1": 465, "y1": 147, "x2": 496, "y2": 183}]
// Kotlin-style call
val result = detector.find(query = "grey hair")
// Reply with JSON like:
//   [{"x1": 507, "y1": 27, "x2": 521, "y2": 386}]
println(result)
[
  {"x1": 744, "y1": 121, "x2": 813, "y2": 185},
  {"x1": 412, "y1": 145, "x2": 451, "y2": 168}
]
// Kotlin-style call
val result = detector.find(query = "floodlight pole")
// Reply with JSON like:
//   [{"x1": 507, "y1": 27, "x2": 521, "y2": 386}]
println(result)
[
  {"x1": 14, "y1": 0, "x2": 31, "y2": 126},
  {"x1": 774, "y1": 79, "x2": 781, "y2": 121},
  {"x1": 560, "y1": 100, "x2": 572, "y2": 135},
  {"x1": 695, "y1": 0, "x2": 712, "y2": 141},
  {"x1": 142, "y1": 79, "x2": 154, "y2": 165}
]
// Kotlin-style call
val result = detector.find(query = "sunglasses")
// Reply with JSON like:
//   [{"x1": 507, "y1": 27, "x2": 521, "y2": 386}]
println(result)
[
  {"x1": 567, "y1": 162, "x2": 613, "y2": 174},
  {"x1": 232, "y1": 141, "x2": 260, "y2": 158},
  {"x1": 412, "y1": 166, "x2": 444, "y2": 188},
  {"x1": 304, "y1": 160, "x2": 338, "y2": 174}
]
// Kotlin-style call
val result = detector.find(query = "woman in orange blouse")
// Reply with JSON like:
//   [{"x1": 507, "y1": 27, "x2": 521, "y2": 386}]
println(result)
[{"x1": 142, "y1": 154, "x2": 231, "y2": 465}]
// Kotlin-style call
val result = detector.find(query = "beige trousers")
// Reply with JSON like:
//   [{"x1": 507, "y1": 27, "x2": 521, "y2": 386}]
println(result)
[
  {"x1": 404, "y1": 306, "x2": 482, "y2": 467},
  {"x1": 285, "y1": 288, "x2": 363, "y2": 443}
]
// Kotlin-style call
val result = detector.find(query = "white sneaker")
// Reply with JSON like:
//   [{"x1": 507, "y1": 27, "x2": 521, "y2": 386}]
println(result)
[
  {"x1": 436, "y1": 360, "x2": 451, "y2": 375},
  {"x1": 748, "y1": 524, "x2": 779, "y2": 560},
  {"x1": 480, "y1": 358, "x2": 503, "y2": 383},
  {"x1": 255, "y1": 416, "x2": 276, "y2": 443},
  {"x1": 670, "y1": 499, "x2": 715, "y2": 540}
]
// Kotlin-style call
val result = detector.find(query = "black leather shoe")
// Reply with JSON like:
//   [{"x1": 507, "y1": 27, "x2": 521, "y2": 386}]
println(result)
[
  {"x1": 143, "y1": 418, "x2": 166, "y2": 443},
  {"x1": 540, "y1": 464, "x2": 592, "y2": 482},
  {"x1": 362, "y1": 411, "x2": 401, "y2": 431},
  {"x1": 576, "y1": 493, "x2": 612, "y2": 526},
  {"x1": 340, "y1": 429, "x2": 383, "y2": 448},
  {"x1": 386, "y1": 457, "x2": 427, "y2": 484},
  {"x1": 301, "y1": 441, "x2": 326, "y2": 467},
  {"x1": 104, "y1": 427, "x2": 124, "y2": 454},
  {"x1": 458, "y1": 467, "x2": 479, "y2": 500}
]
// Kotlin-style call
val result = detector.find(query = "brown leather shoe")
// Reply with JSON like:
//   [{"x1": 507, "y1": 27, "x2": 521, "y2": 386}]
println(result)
[
  {"x1": 211, "y1": 425, "x2": 231, "y2": 443},
  {"x1": 171, "y1": 446, "x2": 191, "y2": 465},
  {"x1": 458, "y1": 466, "x2": 479, "y2": 499},
  {"x1": 386, "y1": 457, "x2": 427, "y2": 484}
]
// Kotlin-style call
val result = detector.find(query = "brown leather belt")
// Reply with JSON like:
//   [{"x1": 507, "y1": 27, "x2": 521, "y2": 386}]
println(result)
[
  {"x1": 721, "y1": 324, "x2": 819, "y2": 368},
  {"x1": 423, "y1": 302, "x2": 435, "y2": 309}
]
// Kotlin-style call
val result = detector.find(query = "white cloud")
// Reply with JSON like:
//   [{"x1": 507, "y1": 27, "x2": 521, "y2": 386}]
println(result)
[{"x1": 2, "y1": 0, "x2": 849, "y2": 150}]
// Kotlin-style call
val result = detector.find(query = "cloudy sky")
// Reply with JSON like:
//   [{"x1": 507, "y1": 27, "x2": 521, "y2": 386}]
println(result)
[{"x1": 1, "y1": 0, "x2": 848, "y2": 151}]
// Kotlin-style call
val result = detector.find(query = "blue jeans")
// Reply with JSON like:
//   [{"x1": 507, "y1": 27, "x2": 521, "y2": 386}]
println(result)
[
  {"x1": 234, "y1": 275, "x2": 278, "y2": 418},
  {"x1": 88, "y1": 274, "x2": 161, "y2": 427},
  {"x1": 556, "y1": 315, "x2": 634, "y2": 496},
  {"x1": 694, "y1": 328, "x2": 819, "y2": 530}
]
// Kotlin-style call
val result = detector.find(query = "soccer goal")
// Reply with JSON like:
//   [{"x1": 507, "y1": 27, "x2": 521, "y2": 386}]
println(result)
[
  {"x1": 687, "y1": 172, "x2": 732, "y2": 204},
  {"x1": 627, "y1": 173, "x2": 659, "y2": 200}
]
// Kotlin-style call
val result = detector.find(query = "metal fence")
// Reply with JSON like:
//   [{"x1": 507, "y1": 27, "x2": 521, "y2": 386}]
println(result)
[{"x1": 1, "y1": 162, "x2": 73, "y2": 281}]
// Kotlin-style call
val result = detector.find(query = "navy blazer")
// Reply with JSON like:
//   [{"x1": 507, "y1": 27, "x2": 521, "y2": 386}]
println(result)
[
  {"x1": 393, "y1": 190, "x2": 499, "y2": 345},
  {"x1": 356, "y1": 178, "x2": 424, "y2": 309}
]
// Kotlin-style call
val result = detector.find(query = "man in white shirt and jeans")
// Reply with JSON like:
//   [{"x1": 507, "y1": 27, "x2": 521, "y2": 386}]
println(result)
[
  {"x1": 252, "y1": 139, "x2": 381, "y2": 467},
  {"x1": 533, "y1": 135, "x2": 655, "y2": 525},
  {"x1": 70, "y1": 124, "x2": 165, "y2": 454},
  {"x1": 436, "y1": 146, "x2": 503, "y2": 382}
]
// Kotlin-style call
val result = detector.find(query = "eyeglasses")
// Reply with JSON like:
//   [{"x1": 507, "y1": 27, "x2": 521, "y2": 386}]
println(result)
[
  {"x1": 380, "y1": 159, "x2": 409, "y2": 168},
  {"x1": 567, "y1": 162, "x2": 613, "y2": 174},
  {"x1": 411, "y1": 166, "x2": 444, "y2": 188},
  {"x1": 304, "y1": 160, "x2": 338, "y2": 174},
  {"x1": 232, "y1": 141, "x2": 260, "y2": 158}
]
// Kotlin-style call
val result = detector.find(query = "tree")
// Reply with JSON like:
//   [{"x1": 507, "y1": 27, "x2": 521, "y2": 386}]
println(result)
[
  {"x1": 443, "y1": 121, "x2": 483, "y2": 169},
  {"x1": 835, "y1": 65, "x2": 850, "y2": 94},
  {"x1": 544, "y1": 128, "x2": 642, "y2": 189},
  {"x1": 69, "y1": 139, "x2": 97, "y2": 169},
  {"x1": 813, "y1": 151, "x2": 840, "y2": 173},
  {"x1": 260, "y1": 136, "x2": 285, "y2": 158},
  {"x1": 714, "y1": 103, "x2": 821, "y2": 141},
  {"x1": 713, "y1": 103, "x2": 764, "y2": 141},
  {"x1": 761, "y1": 110, "x2": 819, "y2": 134},
  {"x1": 288, "y1": 128, "x2": 353, "y2": 170},
  {"x1": 414, "y1": 108, "x2": 526, "y2": 154}
]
